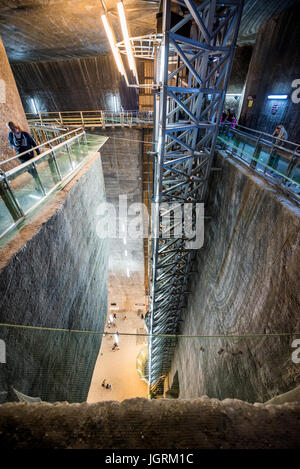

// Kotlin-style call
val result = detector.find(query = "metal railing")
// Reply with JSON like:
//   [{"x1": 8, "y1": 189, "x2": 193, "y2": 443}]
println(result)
[
  {"x1": 26, "y1": 110, "x2": 154, "y2": 128},
  {"x1": 0, "y1": 127, "x2": 90, "y2": 241},
  {"x1": 30, "y1": 123, "x2": 70, "y2": 147},
  {"x1": 217, "y1": 123, "x2": 300, "y2": 199}
]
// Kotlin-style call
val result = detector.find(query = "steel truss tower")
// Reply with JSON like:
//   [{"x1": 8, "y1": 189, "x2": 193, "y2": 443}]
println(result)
[{"x1": 147, "y1": 0, "x2": 244, "y2": 396}]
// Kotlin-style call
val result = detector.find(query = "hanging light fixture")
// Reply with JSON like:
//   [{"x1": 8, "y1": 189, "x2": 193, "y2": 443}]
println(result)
[
  {"x1": 101, "y1": 14, "x2": 125, "y2": 76},
  {"x1": 117, "y1": 1, "x2": 138, "y2": 81}
]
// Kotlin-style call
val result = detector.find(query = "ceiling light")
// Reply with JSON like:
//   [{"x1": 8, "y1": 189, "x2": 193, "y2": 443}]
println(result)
[
  {"x1": 117, "y1": 2, "x2": 138, "y2": 80},
  {"x1": 101, "y1": 14, "x2": 125, "y2": 76}
]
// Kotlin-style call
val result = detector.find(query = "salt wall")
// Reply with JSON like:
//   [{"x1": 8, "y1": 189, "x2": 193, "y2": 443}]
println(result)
[
  {"x1": 169, "y1": 151, "x2": 300, "y2": 403},
  {"x1": 239, "y1": 3, "x2": 300, "y2": 142},
  {"x1": 0, "y1": 153, "x2": 108, "y2": 403},
  {"x1": 11, "y1": 55, "x2": 138, "y2": 113}
]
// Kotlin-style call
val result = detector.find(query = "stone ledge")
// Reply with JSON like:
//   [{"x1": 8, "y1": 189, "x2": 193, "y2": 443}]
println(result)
[{"x1": 0, "y1": 397, "x2": 299, "y2": 449}]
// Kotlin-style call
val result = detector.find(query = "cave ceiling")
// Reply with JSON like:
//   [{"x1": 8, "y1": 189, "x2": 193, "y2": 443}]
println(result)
[{"x1": 0, "y1": 0, "x2": 299, "y2": 63}]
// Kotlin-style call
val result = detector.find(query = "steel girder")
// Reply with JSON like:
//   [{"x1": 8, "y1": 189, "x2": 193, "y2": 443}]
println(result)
[{"x1": 147, "y1": 0, "x2": 244, "y2": 396}]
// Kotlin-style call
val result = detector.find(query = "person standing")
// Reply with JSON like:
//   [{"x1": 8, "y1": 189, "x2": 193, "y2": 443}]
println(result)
[
  {"x1": 7, "y1": 121, "x2": 40, "y2": 162},
  {"x1": 6, "y1": 121, "x2": 41, "y2": 186},
  {"x1": 269, "y1": 124, "x2": 288, "y2": 171},
  {"x1": 273, "y1": 124, "x2": 288, "y2": 145}
]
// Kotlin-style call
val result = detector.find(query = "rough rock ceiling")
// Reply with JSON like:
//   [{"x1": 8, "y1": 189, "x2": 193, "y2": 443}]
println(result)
[
  {"x1": 0, "y1": 0, "x2": 159, "y2": 62},
  {"x1": 0, "y1": 0, "x2": 299, "y2": 62}
]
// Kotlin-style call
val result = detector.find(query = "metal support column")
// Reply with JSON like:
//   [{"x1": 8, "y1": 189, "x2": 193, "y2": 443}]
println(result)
[{"x1": 147, "y1": 0, "x2": 244, "y2": 397}]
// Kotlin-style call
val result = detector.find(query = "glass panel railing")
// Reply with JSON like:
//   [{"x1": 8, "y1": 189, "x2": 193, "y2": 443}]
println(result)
[
  {"x1": 0, "y1": 193, "x2": 15, "y2": 235},
  {"x1": 54, "y1": 146, "x2": 74, "y2": 178},
  {"x1": 27, "y1": 111, "x2": 154, "y2": 128},
  {"x1": 217, "y1": 125, "x2": 300, "y2": 196},
  {"x1": 33, "y1": 152, "x2": 61, "y2": 193},
  {"x1": 7, "y1": 163, "x2": 45, "y2": 215},
  {"x1": 0, "y1": 130, "x2": 102, "y2": 242}
]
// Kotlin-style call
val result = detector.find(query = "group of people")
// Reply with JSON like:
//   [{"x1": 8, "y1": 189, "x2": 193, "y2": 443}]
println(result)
[
  {"x1": 220, "y1": 108, "x2": 237, "y2": 126},
  {"x1": 101, "y1": 379, "x2": 112, "y2": 390}
]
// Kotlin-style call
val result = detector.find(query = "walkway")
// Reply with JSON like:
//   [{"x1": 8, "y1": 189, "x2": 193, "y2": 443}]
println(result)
[
  {"x1": 87, "y1": 311, "x2": 148, "y2": 402},
  {"x1": 217, "y1": 126, "x2": 300, "y2": 198},
  {"x1": 26, "y1": 110, "x2": 153, "y2": 128}
]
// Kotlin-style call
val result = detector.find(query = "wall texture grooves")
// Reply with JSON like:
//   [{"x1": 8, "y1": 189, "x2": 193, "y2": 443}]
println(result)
[
  {"x1": 11, "y1": 55, "x2": 138, "y2": 113},
  {"x1": 239, "y1": 4, "x2": 300, "y2": 141},
  {"x1": 0, "y1": 153, "x2": 108, "y2": 403},
  {"x1": 169, "y1": 152, "x2": 300, "y2": 403}
]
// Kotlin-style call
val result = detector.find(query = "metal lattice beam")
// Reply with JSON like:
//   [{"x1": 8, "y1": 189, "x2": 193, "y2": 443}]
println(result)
[{"x1": 147, "y1": 0, "x2": 244, "y2": 396}]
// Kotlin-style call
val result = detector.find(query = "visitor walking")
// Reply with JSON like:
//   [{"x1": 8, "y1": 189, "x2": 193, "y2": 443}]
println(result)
[
  {"x1": 273, "y1": 124, "x2": 288, "y2": 145},
  {"x1": 268, "y1": 125, "x2": 288, "y2": 171},
  {"x1": 7, "y1": 121, "x2": 41, "y2": 187}
]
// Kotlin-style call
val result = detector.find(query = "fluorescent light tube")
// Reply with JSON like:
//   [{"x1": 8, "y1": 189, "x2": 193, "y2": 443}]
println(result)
[
  {"x1": 101, "y1": 14, "x2": 125, "y2": 76},
  {"x1": 117, "y1": 2, "x2": 137, "y2": 79},
  {"x1": 267, "y1": 94, "x2": 288, "y2": 100}
]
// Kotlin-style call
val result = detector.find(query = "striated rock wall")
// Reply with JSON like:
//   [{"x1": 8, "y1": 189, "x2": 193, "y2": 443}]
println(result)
[
  {"x1": 239, "y1": 4, "x2": 300, "y2": 142},
  {"x1": 169, "y1": 152, "x2": 300, "y2": 403},
  {"x1": 0, "y1": 153, "x2": 108, "y2": 403},
  {"x1": 11, "y1": 55, "x2": 138, "y2": 114},
  {"x1": 0, "y1": 398, "x2": 299, "y2": 449}
]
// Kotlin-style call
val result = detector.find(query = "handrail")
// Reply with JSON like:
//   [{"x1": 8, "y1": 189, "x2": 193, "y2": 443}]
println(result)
[
  {"x1": 30, "y1": 123, "x2": 69, "y2": 132},
  {"x1": 1, "y1": 127, "x2": 83, "y2": 166},
  {"x1": 26, "y1": 110, "x2": 153, "y2": 115},
  {"x1": 0, "y1": 127, "x2": 94, "y2": 243},
  {"x1": 234, "y1": 123, "x2": 300, "y2": 150},
  {"x1": 218, "y1": 123, "x2": 300, "y2": 200},
  {"x1": 26, "y1": 110, "x2": 154, "y2": 128},
  {"x1": 229, "y1": 127, "x2": 298, "y2": 157},
  {"x1": 6, "y1": 131, "x2": 84, "y2": 177}
]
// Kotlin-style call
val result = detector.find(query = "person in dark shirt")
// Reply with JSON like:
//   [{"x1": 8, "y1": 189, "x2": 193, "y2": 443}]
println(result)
[
  {"x1": 6, "y1": 121, "x2": 42, "y2": 189},
  {"x1": 7, "y1": 121, "x2": 40, "y2": 162}
]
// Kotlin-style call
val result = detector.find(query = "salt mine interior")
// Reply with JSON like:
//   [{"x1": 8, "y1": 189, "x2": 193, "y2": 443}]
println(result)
[{"x1": 0, "y1": 0, "x2": 299, "y2": 450}]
